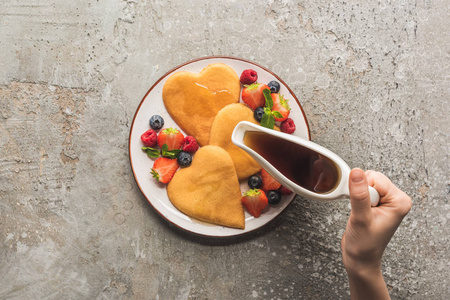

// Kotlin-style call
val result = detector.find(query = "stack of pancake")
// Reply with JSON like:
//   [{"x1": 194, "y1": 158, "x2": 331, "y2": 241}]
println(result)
[{"x1": 162, "y1": 63, "x2": 265, "y2": 229}]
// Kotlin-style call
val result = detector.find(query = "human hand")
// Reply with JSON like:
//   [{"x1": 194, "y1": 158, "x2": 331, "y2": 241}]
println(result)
[{"x1": 341, "y1": 168, "x2": 412, "y2": 299}]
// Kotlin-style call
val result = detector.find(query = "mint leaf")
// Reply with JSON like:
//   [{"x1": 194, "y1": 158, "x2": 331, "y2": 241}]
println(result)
[
  {"x1": 266, "y1": 114, "x2": 275, "y2": 129},
  {"x1": 260, "y1": 112, "x2": 275, "y2": 129},
  {"x1": 142, "y1": 147, "x2": 160, "y2": 158},
  {"x1": 261, "y1": 113, "x2": 270, "y2": 128},
  {"x1": 263, "y1": 89, "x2": 273, "y2": 110},
  {"x1": 161, "y1": 143, "x2": 168, "y2": 153},
  {"x1": 162, "y1": 149, "x2": 181, "y2": 159},
  {"x1": 161, "y1": 144, "x2": 182, "y2": 159},
  {"x1": 260, "y1": 89, "x2": 278, "y2": 129},
  {"x1": 272, "y1": 111, "x2": 283, "y2": 119}
]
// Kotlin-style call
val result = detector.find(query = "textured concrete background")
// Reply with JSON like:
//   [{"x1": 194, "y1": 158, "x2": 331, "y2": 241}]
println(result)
[{"x1": 1, "y1": 0, "x2": 448, "y2": 299}]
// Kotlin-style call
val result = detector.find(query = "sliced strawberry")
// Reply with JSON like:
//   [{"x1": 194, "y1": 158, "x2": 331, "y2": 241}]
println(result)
[
  {"x1": 241, "y1": 83, "x2": 270, "y2": 110},
  {"x1": 261, "y1": 169, "x2": 282, "y2": 191},
  {"x1": 151, "y1": 157, "x2": 179, "y2": 184},
  {"x1": 271, "y1": 93, "x2": 291, "y2": 122},
  {"x1": 279, "y1": 185, "x2": 293, "y2": 195},
  {"x1": 157, "y1": 127, "x2": 185, "y2": 151},
  {"x1": 241, "y1": 189, "x2": 268, "y2": 218}
]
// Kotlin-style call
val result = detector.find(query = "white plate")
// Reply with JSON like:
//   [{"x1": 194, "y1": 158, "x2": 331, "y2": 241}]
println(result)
[{"x1": 129, "y1": 56, "x2": 310, "y2": 237}]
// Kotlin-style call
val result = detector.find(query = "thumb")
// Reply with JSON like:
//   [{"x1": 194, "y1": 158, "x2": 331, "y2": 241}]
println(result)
[{"x1": 348, "y1": 168, "x2": 372, "y2": 224}]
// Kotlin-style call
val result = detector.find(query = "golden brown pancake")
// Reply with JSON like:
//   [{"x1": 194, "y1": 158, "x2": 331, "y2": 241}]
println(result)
[
  {"x1": 162, "y1": 63, "x2": 240, "y2": 146},
  {"x1": 167, "y1": 145, "x2": 244, "y2": 229},
  {"x1": 209, "y1": 103, "x2": 263, "y2": 180}
]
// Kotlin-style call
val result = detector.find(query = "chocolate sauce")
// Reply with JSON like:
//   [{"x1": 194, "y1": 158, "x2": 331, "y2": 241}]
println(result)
[{"x1": 244, "y1": 131, "x2": 340, "y2": 193}]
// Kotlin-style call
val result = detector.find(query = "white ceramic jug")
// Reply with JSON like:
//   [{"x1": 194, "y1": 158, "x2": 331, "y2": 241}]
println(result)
[{"x1": 231, "y1": 121, "x2": 380, "y2": 206}]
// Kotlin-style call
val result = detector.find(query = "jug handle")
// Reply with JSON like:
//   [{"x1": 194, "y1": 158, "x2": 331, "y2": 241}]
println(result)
[{"x1": 369, "y1": 186, "x2": 380, "y2": 206}]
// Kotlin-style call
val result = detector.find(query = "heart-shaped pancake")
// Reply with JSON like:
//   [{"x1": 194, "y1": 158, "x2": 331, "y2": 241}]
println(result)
[
  {"x1": 162, "y1": 63, "x2": 240, "y2": 146},
  {"x1": 209, "y1": 103, "x2": 262, "y2": 180},
  {"x1": 167, "y1": 145, "x2": 244, "y2": 229}
]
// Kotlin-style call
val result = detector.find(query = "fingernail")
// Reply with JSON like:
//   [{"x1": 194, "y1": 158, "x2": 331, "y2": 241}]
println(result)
[{"x1": 351, "y1": 169, "x2": 365, "y2": 183}]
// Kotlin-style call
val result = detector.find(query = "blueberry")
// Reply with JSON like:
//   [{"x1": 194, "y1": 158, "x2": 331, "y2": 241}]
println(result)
[
  {"x1": 248, "y1": 175, "x2": 263, "y2": 189},
  {"x1": 149, "y1": 115, "x2": 164, "y2": 130},
  {"x1": 177, "y1": 151, "x2": 192, "y2": 167},
  {"x1": 267, "y1": 190, "x2": 282, "y2": 205},
  {"x1": 268, "y1": 81, "x2": 280, "y2": 93},
  {"x1": 253, "y1": 107, "x2": 265, "y2": 122}
]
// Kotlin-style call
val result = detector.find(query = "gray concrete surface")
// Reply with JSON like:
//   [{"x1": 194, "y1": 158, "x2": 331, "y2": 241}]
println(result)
[{"x1": 1, "y1": 1, "x2": 448, "y2": 299}]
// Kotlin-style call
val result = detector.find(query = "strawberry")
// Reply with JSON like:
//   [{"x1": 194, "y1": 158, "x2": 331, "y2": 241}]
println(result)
[
  {"x1": 241, "y1": 83, "x2": 270, "y2": 110},
  {"x1": 151, "y1": 157, "x2": 179, "y2": 184},
  {"x1": 271, "y1": 93, "x2": 291, "y2": 122},
  {"x1": 157, "y1": 127, "x2": 185, "y2": 151},
  {"x1": 261, "y1": 169, "x2": 281, "y2": 191},
  {"x1": 279, "y1": 185, "x2": 293, "y2": 195},
  {"x1": 241, "y1": 189, "x2": 268, "y2": 218}
]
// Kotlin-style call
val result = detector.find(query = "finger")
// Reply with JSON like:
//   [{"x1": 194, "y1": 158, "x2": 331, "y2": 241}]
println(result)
[
  {"x1": 366, "y1": 170, "x2": 412, "y2": 215},
  {"x1": 349, "y1": 168, "x2": 372, "y2": 224},
  {"x1": 365, "y1": 170, "x2": 393, "y2": 198}
]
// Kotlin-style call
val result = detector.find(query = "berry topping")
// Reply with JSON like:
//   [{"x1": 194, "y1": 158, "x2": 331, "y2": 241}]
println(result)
[
  {"x1": 279, "y1": 186, "x2": 293, "y2": 195},
  {"x1": 261, "y1": 169, "x2": 282, "y2": 191},
  {"x1": 271, "y1": 93, "x2": 291, "y2": 122},
  {"x1": 177, "y1": 151, "x2": 193, "y2": 167},
  {"x1": 149, "y1": 115, "x2": 164, "y2": 130},
  {"x1": 253, "y1": 107, "x2": 265, "y2": 122},
  {"x1": 140, "y1": 129, "x2": 157, "y2": 147},
  {"x1": 280, "y1": 118, "x2": 296, "y2": 134},
  {"x1": 267, "y1": 190, "x2": 282, "y2": 205},
  {"x1": 160, "y1": 144, "x2": 181, "y2": 159},
  {"x1": 182, "y1": 136, "x2": 199, "y2": 153},
  {"x1": 157, "y1": 127, "x2": 185, "y2": 151},
  {"x1": 241, "y1": 83, "x2": 270, "y2": 110},
  {"x1": 267, "y1": 81, "x2": 281, "y2": 93},
  {"x1": 241, "y1": 189, "x2": 268, "y2": 218},
  {"x1": 240, "y1": 69, "x2": 258, "y2": 85},
  {"x1": 260, "y1": 89, "x2": 278, "y2": 129},
  {"x1": 151, "y1": 157, "x2": 179, "y2": 184},
  {"x1": 248, "y1": 175, "x2": 263, "y2": 189}
]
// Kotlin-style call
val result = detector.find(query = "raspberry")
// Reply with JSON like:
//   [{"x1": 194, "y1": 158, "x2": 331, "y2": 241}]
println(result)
[
  {"x1": 182, "y1": 136, "x2": 199, "y2": 153},
  {"x1": 280, "y1": 118, "x2": 296, "y2": 134},
  {"x1": 279, "y1": 186, "x2": 293, "y2": 195},
  {"x1": 141, "y1": 129, "x2": 157, "y2": 147},
  {"x1": 240, "y1": 69, "x2": 258, "y2": 85}
]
